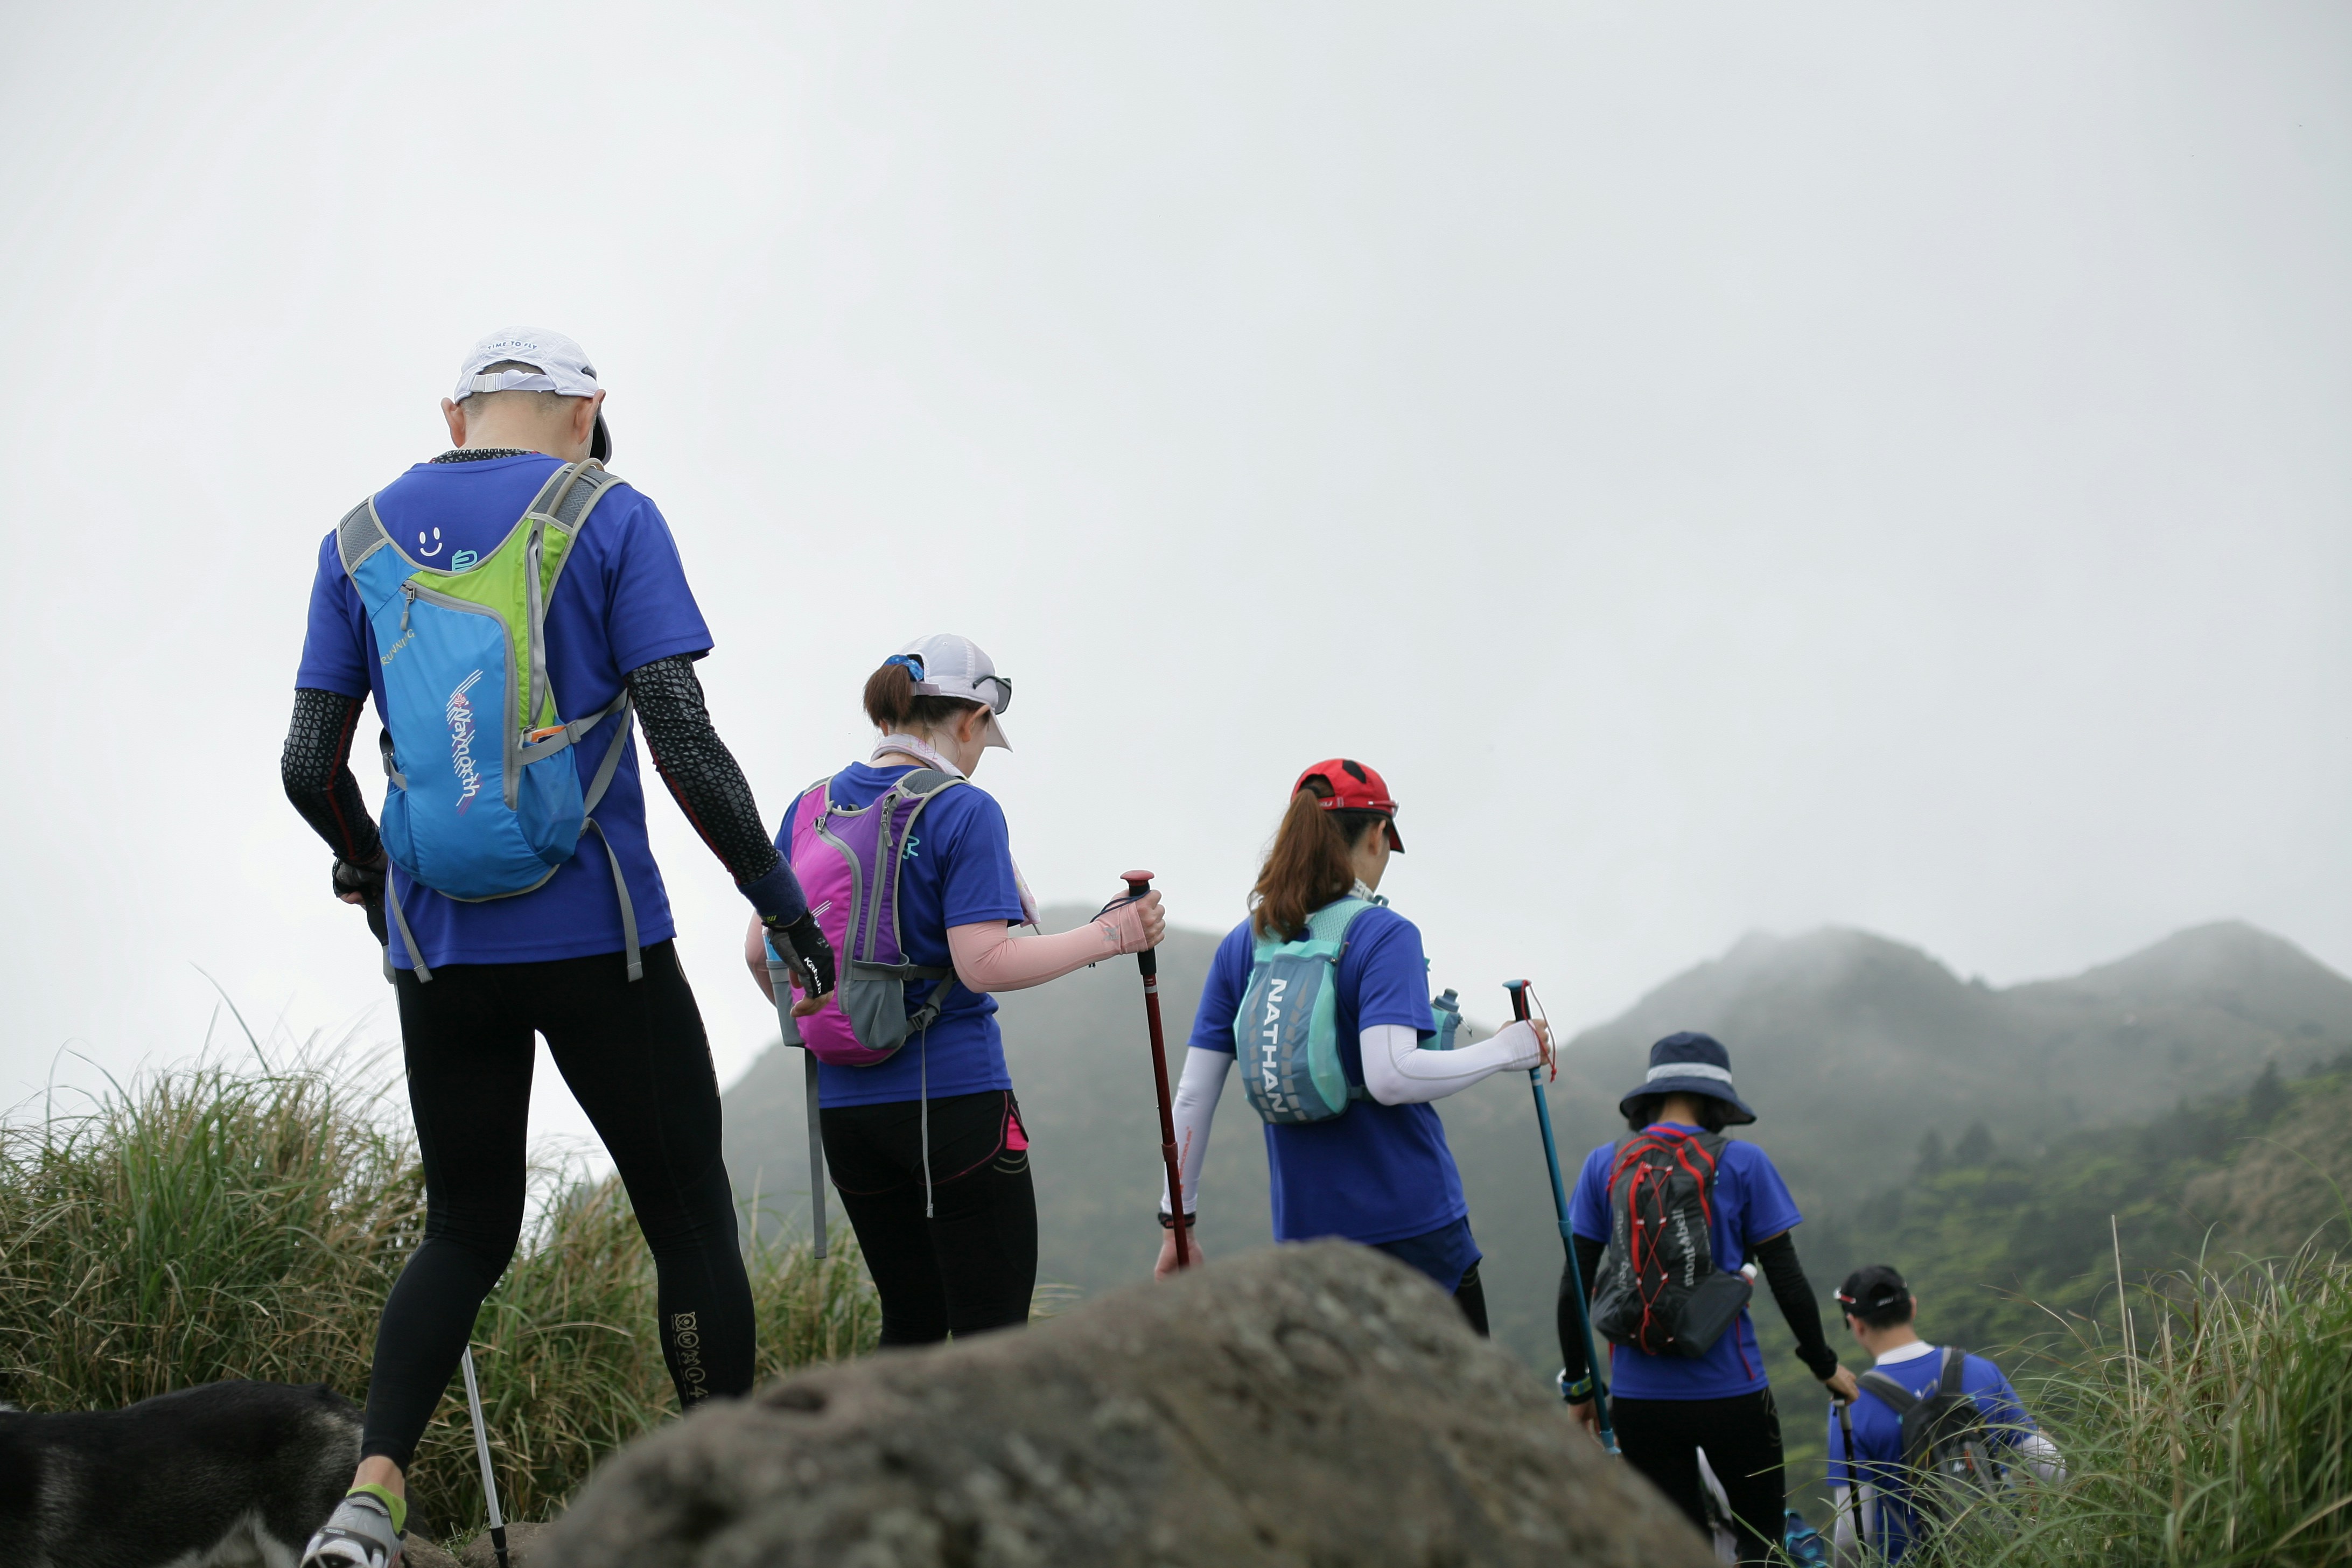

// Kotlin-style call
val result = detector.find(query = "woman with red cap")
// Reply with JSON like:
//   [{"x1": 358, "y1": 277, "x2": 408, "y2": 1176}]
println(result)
[{"x1": 1153, "y1": 760, "x2": 1550, "y2": 1329}]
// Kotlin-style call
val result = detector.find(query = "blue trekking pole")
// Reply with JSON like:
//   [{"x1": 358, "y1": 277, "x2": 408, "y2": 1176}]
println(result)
[{"x1": 1508, "y1": 979, "x2": 1616, "y2": 1455}]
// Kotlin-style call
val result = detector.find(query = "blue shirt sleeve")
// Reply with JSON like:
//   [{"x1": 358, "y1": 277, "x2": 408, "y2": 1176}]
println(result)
[
  {"x1": 1728, "y1": 1140, "x2": 1804, "y2": 1248},
  {"x1": 1569, "y1": 1144, "x2": 1614, "y2": 1242},
  {"x1": 1188, "y1": 923, "x2": 1254, "y2": 1055},
  {"x1": 295, "y1": 531, "x2": 371, "y2": 698},
  {"x1": 1966, "y1": 1355, "x2": 2037, "y2": 1443},
  {"x1": 599, "y1": 490, "x2": 714, "y2": 674},
  {"x1": 1343, "y1": 912, "x2": 1435, "y2": 1034},
  {"x1": 934, "y1": 789, "x2": 1025, "y2": 927}
]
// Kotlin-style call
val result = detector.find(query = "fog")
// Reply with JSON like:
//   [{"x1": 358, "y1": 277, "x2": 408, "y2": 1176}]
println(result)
[{"x1": 3, "y1": 3, "x2": 2347, "y2": 1149}]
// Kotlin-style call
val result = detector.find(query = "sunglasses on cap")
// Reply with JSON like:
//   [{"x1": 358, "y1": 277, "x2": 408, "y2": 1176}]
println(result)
[{"x1": 883, "y1": 653, "x2": 1012, "y2": 715}]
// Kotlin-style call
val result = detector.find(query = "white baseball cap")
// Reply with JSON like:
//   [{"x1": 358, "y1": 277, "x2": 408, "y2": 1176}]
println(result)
[
  {"x1": 452, "y1": 327, "x2": 612, "y2": 461},
  {"x1": 886, "y1": 633, "x2": 1013, "y2": 749}
]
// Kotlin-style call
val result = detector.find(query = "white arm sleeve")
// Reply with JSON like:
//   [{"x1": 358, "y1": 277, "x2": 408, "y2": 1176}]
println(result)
[
  {"x1": 1159, "y1": 1046, "x2": 1230, "y2": 1216},
  {"x1": 1829, "y1": 1486, "x2": 1877, "y2": 1566},
  {"x1": 1359, "y1": 1019, "x2": 1545, "y2": 1106},
  {"x1": 2015, "y1": 1430, "x2": 2064, "y2": 1484}
]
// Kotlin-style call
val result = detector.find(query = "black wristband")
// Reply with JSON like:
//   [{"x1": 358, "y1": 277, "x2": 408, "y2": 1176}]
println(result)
[{"x1": 1157, "y1": 1210, "x2": 1195, "y2": 1230}]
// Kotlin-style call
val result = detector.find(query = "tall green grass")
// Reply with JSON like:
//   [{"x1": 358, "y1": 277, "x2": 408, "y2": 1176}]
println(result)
[
  {"x1": 0, "y1": 1051, "x2": 879, "y2": 1529},
  {"x1": 1891, "y1": 1245, "x2": 2352, "y2": 1567}
]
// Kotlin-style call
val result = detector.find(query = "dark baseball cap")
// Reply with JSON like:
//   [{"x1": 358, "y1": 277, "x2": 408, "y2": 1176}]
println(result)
[{"x1": 1837, "y1": 1264, "x2": 1912, "y2": 1318}]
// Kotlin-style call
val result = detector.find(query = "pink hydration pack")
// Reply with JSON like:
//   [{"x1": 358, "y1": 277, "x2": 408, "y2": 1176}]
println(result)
[{"x1": 774, "y1": 769, "x2": 967, "y2": 1066}]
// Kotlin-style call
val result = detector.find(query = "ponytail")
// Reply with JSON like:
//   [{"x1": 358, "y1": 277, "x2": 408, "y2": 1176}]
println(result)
[
  {"x1": 863, "y1": 661, "x2": 984, "y2": 734},
  {"x1": 1250, "y1": 781, "x2": 1387, "y2": 939}
]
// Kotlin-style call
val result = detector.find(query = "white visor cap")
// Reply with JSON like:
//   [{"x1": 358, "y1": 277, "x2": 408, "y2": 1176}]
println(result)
[
  {"x1": 453, "y1": 327, "x2": 601, "y2": 401},
  {"x1": 892, "y1": 633, "x2": 1012, "y2": 750}
]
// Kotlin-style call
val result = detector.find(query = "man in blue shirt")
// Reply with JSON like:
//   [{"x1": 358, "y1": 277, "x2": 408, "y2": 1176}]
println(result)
[
  {"x1": 282, "y1": 330, "x2": 834, "y2": 1568},
  {"x1": 1828, "y1": 1265, "x2": 2064, "y2": 1562}
]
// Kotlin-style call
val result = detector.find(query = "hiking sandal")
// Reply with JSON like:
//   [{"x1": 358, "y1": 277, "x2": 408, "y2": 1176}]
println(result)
[{"x1": 299, "y1": 1492, "x2": 404, "y2": 1568}]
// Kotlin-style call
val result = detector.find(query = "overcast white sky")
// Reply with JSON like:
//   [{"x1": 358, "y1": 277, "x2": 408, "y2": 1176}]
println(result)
[{"x1": 3, "y1": 3, "x2": 2347, "y2": 1145}]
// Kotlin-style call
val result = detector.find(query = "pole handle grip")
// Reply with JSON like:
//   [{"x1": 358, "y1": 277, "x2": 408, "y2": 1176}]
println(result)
[
  {"x1": 1123, "y1": 872, "x2": 1156, "y2": 979},
  {"x1": 1505, "y1": 979, "x2": 1531, "y2": 1024}
]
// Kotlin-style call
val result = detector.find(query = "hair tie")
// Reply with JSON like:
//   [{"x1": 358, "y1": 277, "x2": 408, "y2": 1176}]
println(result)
[{"x1": 884, "y1": 653, "x2": 926, "y2": 679}]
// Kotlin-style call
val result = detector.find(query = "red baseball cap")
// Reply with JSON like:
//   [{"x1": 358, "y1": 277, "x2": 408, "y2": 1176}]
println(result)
[{"x1": 1294, "y1": 758, "x2": 1404, "y2": 851}]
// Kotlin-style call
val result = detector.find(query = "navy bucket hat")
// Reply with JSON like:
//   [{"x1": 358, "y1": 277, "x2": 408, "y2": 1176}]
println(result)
[{"x1": 1618, "y1": 1031, "x2": 1758, "y2": 1126}]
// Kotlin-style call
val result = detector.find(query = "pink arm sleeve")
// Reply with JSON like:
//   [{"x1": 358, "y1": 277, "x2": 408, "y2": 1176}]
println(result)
[{"x1": 947, "y1": 913, "x2": 1135, "y2": 992}]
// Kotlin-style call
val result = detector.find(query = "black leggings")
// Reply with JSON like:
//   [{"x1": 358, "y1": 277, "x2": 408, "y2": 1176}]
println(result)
[
  {"x1": 1611, "y1": 1388, "x2": 1787, "y2": 1565},
  {"x1": 821, "y1": 1089, "x2": 1037, "y2": 1345},
  {"x1": 362, "y1": 941, "x2": 754, "y2": 1469}
]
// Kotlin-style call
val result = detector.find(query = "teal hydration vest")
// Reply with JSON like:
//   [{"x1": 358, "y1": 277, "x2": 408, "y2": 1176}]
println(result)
[{"x1": 1234, "y1": 897, "x2": 1468, "y2": 1124}]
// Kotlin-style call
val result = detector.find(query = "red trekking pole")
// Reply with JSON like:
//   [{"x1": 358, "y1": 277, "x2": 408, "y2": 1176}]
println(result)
[{"x1": 1123, "y1": 871, "x2": 1189, "y2": 1268}]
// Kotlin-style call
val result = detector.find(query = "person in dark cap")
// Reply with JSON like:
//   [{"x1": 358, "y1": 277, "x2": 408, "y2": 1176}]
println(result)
[
  {"x1": 1829, "y1": 1264, "x2": 2062, "y2": 1562},
  {"x1": 1556, "y1": 1031, "x2": 1857, "y2": 1564}
]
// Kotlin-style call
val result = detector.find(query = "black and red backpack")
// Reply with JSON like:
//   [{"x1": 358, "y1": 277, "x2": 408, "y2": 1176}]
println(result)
[{"x1": 1588, "y1": 1126, "x2": 1755, "y2": 1357}]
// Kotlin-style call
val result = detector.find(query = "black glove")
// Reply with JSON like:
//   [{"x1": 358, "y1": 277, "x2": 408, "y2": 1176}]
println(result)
[
  {"x1": 333, "y1": 855, "x2": 390, "y2": 946},
  {"x1": 764, "y1": 911, "x2": 837, "y2": 1002}
]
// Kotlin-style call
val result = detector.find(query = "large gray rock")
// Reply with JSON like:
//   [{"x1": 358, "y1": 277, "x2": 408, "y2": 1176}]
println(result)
[{"x1": 538, "y1": 1242, "x2": 1710, "y2": 1567}]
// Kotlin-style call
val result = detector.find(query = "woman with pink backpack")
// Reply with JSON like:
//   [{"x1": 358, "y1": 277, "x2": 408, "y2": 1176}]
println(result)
[{"x1": 745, "y1": 633, "x2": 1163, "y2": 1343}]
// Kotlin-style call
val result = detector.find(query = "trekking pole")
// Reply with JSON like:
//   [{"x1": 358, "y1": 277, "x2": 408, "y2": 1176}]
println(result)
[
  {"x1": 1509, "y1": 979, "x2": 1616, "y2": 1455},
  {"x1": 766, "y1": 935, "x2": 828, "y2": 1259},
  {"x1": 1123, "y1": 872, "x2": 1189, "y2": 1269},
  {"x1": 459, "y1": 1346, "x2": 509, "y2": 1568},
  {"x1": 1837, "y1": 1398, "x2": 1867, "y2": 1560}
]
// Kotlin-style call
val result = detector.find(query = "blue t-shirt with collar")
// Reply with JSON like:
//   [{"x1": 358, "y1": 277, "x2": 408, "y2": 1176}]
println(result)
[
  {"x1": 1828, "y1": 1341, "x2": 2038, "y2": 1562},
  {"x1": 1569, "y1": 1127, "x2": 1805, "y2": 1399},
  {"x1": 1190, "y1": 906, "x2": 1469, "y2": 1247},
  {"x1": 793, "y1": 762, "x2": 1028, "y2": 1110},
  {"x1": 295, "y1": 454, "x2": 711, "y2": 969}
]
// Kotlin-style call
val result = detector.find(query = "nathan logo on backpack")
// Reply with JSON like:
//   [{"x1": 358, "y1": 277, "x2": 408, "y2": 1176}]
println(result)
[
  {"x1": 773, "y1": 769, "x2": 968, "y2": 1067},
  {"x1": 1233, "y1": 897, "x2": 1470, "y2": 1124},
  {"x1": 337, "y1": 459, "x2": 640, "y2": 983},
  {"x1": 1588, "y1": 1126, "x2": 1755, "y2": 1357},
  {"x1": 1859, "y1": 1347, "x2": 2014, "y2": 1540}
]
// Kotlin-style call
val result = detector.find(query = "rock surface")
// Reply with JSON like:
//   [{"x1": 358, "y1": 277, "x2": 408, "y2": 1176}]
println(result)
[
  {"x1": 538, "y1": 1241, "x2": 1710, "y2": 1567},
  {"x1": 404, "y1": 1537, "x2": 460, "y2": 1568},
  {"x1": 457, "y1": 1521, "x2": 554, "y2": 1565}
]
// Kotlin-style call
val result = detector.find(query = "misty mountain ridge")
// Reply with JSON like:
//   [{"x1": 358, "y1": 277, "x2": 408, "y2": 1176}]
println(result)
[
  {"x1": 724, "y1": 913, "x2": 2352, "y2": 1368},
  {"x1": 1556, "y1": 919, "x2": 2352, "y2": 1174}
]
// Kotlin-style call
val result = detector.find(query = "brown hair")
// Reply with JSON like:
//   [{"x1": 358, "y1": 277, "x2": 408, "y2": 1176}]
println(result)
[
  {"x1": 863, "y1": 660, "x2": 984, "y2": 734},
  {"x1": 1249, "y1": 778, "x2": 1388, "y2": 939}
]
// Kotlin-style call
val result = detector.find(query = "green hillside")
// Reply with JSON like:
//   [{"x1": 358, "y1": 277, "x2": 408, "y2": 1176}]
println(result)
[{"x1": 1766, "y1": 1059, "x2": 2352, "y2": 1503}]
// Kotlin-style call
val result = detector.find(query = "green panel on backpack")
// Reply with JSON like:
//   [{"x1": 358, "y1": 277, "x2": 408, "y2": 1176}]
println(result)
[{"x1": 402, "y1": 522, "x2": 576, "y2": 731}]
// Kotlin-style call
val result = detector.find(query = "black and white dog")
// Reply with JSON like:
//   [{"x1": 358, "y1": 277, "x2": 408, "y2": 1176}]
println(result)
[{"x1": 0, "y1": 1380, "x2": 362, "y2": 1567}]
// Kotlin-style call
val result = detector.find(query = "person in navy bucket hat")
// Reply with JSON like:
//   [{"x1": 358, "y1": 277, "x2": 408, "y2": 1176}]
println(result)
[
  {"x1": 1619, "y1": 1031, "x2": 1757, "y2": 1126},
  {"x1": 1557, "y1": 1030, "x2": 1858, "y2": 1564}
]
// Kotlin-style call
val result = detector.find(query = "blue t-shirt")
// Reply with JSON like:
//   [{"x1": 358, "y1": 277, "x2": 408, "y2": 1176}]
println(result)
[
  {"x1": 794, "y1": 763, "x2": 1027, "y2": 1109},
  {"x1": 295, "y1": 454, "x2": 712, "y2": 969},
  {"x1": 1191, "y1": 907, "x2": 1467, "y2": 1246},
  {"x1": 1569, "y1": 1126, "x2": 1804, "y2": 1399},
  {"x1": 1828, "y1": 1343, "x2": 2038, "y2": 1562}
]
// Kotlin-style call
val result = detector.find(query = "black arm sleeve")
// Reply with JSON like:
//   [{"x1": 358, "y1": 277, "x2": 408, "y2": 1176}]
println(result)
[
  {"x1": 281, "y1": 689, "x2": 383, "y2": 864},
  {"x1": 1755, "y1": 1231, "x2": 1843, "y2": 1381},
  {"x1": 1556, "y1": 1233, "x2": 1608, "y2": 1383},
  {"x1": 624, "y1": 655, "x2": 784, "y2": 888}
]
